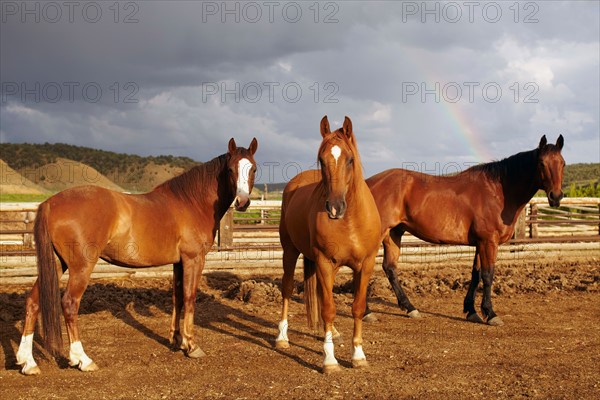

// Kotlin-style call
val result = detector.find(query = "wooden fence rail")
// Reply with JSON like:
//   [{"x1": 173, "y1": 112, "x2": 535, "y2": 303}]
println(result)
[{"x1": 2, "y1": 198, "x2": 599, "y2": 259}]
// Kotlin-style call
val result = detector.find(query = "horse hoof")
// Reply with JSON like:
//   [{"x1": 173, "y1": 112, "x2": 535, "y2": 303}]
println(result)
[
  {"x1": 407, "y1": 310, "x2": 422, "y2": 319},
  {"x1": 487, "y1": 316, "x2": 504, "y2": 326},
  {"x1": 352, "y1": 359, "x2": 369, "y2": 369},
  {"x1": 21, "y1": 365, "x2": 41, "y2": 376},
  {"x1": 80, "y1": 361, "x2": 99, "y2": 372},
  {"x1": 322, "y1": 363, "x2": 341, "y2": 374},
  {"x1": 186, "y1": 346, "x2": 206, "y2": 359},
  {"x1": 362, "y1": 313, "x2": 378, "y2": 323},
  {"x1": 466, "y1": 313, "x2": 484, "y2": 324},
  {"x1": 275, "y1": 340, "x2": 290, "y2": 349}
]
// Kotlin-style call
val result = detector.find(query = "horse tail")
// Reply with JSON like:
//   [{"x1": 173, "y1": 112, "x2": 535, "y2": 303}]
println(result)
[
  {"x1": 303, "y1": 258, "x2": 322, "y2": 330},
  {"x1": 35, "y1": 202, "x2": 63, "y2": 356}
]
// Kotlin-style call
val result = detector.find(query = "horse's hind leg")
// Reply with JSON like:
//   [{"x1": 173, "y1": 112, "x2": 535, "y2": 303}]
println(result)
[
  {"x1": 275, "y1": 242, "x2": 299, "y2": 349},
  {"x1": 169, "y1": 262, "x2": 184, "y2": 349},
  {"x1": 464, "y1": 250, "x2": 484, "y2": 323},
  {"x1": 62, "y1": 259, "x2": 99, "y2": 372},
  {"x1": 380, "y1": 230, "x2": 420, "y2": 317},
  {"x1": 16, "y1": 279, "x2": 42, "y2": 375},
  {"x1": 478, "y1": 241, "x2": 503, "y2": 326}
]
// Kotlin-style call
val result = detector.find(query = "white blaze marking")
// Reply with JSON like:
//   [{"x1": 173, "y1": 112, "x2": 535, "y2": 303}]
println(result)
[
  {"x1": 331, "y1": 145, "x2": 341, "y2": 166},
  {"x1": 237, "y1": 158, "x2": 253, "y2": 196}
]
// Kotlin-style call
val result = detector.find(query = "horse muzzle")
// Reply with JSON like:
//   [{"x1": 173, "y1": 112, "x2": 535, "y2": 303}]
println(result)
[
  {"x1": 234, "y1": 196, "x2": 250, "y2": 212},
  {"x1": 547, "y1": 190, "x2": 563, "y2": 207},
  {"x1": 325, "y1": 199, "x2": 347, "y2": 219}
]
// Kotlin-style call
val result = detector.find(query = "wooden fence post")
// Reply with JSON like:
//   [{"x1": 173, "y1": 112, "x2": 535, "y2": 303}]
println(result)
[
  {"x1": 23, "y1": 211, "x2": 35, "y2": 249},
  {"x1": 514, "y1": 208, "x2": 526, "y2": 240},
  {"x1": 218, "y1": 208, "x2": 234, "y2": 250},
  {"x1": 529, "y1": 203, "x2": 538, "y2": 239}
]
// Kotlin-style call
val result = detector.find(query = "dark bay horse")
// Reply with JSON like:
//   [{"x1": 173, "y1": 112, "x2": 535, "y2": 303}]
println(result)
[
  {"x1": 365, "y1": 135, "x2": 565, "y2": 325},
  {"x1": 16, "y1": 138, "x2": 258, "y2": 375},
  {"x1": 275, "y1": 116, "x2": 381, "y2": 373}
]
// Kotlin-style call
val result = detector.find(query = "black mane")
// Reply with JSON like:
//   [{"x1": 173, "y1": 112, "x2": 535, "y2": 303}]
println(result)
[{"x1": 466, "y1": 148, "x2": 537, "y2": 182}]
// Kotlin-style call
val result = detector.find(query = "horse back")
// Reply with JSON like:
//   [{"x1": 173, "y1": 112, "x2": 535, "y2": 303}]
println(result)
[
  {"x1": 368, "y1": 168, "x2": 504, "y2": 245},
  {"x1": 280, "y1": 170, "x2": 322, "y2": 258},
  {"x1": 43, "y1": 185, "x2": 183, "y2": 267}
]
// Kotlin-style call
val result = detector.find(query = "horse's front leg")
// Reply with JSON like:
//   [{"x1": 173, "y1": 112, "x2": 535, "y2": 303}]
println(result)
[
  {"x1": 316, "y1": 260, "x2": 340, "y2": 374},
  {"x1": 180, "y1": 253, "x2": 206, "y2": 358},
  {"x1": 169, "y1": 262, "x2": 184, "y2": 349},
  {"x1": 478, "y1": 241, "x2": 504, "y2": 326},
  {"x1": 351, "y1": 257, "x2": 376, "y2": 369}
]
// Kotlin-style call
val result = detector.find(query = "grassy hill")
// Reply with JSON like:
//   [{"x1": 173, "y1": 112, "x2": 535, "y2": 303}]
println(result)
[
  {"x1": 0, "y1": 160, "x2": 49, "y2": 194},
  {"x1": 1, "y1": 142, "x2": 598, "y2": 198},
  {"x1": 1, "y1": 142, "x2": 198, "y2": 192}
]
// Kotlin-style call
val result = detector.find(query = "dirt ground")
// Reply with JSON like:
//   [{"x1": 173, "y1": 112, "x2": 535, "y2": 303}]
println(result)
[{"x1": 0, "y1": 258, "x2": 599, "y2": 399}]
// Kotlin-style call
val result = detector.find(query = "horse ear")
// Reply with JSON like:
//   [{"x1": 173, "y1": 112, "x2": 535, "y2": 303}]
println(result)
[
  {"x1": 228, "y1": 138, "x2": 237, "y2": 154},
  {"x1": 342, "y1": 116, "x2": 353, "y2": 139},
  {"x1": 538, "y1": 135, "x2": 547, "y2": 149},
  {"x1": 556, "y1": 134, "x2": 564, "y2": 150},
  {"x1": 249, "y1": 137, "x2": 258, "y2": 155},
  {"x1": 320, "y1": 115, "x2": 330, "y2": 137}
]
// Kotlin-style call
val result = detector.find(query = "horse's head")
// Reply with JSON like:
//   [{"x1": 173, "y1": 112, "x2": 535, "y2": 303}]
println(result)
[
  {"x1": 318, "y1": 115, "x2": 360, "y2": 219},
  {"x1": 226, "y1": 137, "x2": 258, "y2": 212},
  {"x1": 536, "y1": 135, "x2": 565, "y2": 207}
]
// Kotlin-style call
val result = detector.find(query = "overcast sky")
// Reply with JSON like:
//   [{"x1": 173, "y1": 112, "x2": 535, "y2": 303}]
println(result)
[{"x1": 1, "y1": 1, "x2": 598, "y2": 183}]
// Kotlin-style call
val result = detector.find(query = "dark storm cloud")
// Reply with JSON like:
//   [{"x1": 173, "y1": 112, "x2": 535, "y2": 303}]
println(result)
[{"x1": 1, "y1": 1, "x2": 598, "y2": 181}]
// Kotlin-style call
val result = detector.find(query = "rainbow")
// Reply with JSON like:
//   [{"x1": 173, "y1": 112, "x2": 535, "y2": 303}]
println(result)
[
  {"x1": 404, "y1": 45, "x2": 496, "y2": 163},
  {"x1": 442, "y1": 100, "x2": 495, "y2": 163}
]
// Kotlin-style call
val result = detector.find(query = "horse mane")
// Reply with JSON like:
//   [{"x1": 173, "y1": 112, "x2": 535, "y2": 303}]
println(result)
[
  {"x1": 156, "y1": 154, "x2": 227, "y2": 206},
  {"x1": 465, "y1": 148, "x2": 537, "y2": 182}
]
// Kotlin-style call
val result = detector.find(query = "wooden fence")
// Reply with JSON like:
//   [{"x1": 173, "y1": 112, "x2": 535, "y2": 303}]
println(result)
[{"x1": 1, "y1": 198, "x2": 598, "y2": 282}]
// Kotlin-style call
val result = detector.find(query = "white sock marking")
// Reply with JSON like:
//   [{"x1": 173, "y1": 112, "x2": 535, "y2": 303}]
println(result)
[
  {"x1": 276, "y1": 319, "x2": 289, "y2": 342},
  {"x1": 331, "y1": 145, "x2": 341, "y2": 166},
  {"x1": 69, "y1": 341, "x2": 94, "y2": 369},
  {"x1": 323, "y1": 330, "x2": 338, "y2": 366},
  {"x1": 16, "y1": 334, "x2": 38, "y2": 372},
  {"x1": 352, "y1": 344, "x2": 366, "y2": 361}
]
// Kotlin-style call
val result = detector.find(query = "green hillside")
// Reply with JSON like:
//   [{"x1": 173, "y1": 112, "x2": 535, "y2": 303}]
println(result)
[
  {"x1": 1, "y1": 142, "x2": 198, "y2": 191},
  {"x1": 562, "y1": 163, "x2": 600, "y2": 197}
]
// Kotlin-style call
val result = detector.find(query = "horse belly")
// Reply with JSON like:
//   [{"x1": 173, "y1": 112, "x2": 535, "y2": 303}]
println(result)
[
  {"x1": 101, "y1": 235, "x2": 179, "y2": 267},
  {"x1": 406, "y1": 211, "x2": 471, "y2": 245},
  {"x1": 101, "y1": 206, "x2": 181, "y2": 267}
]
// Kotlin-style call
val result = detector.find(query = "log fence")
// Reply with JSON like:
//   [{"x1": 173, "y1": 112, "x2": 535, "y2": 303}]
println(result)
[{"x1": 1, "y1": 198, "x2": 598, "y2": 283}]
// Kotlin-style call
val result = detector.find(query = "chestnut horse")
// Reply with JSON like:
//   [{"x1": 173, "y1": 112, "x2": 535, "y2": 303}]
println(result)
[
  {"x1": 16, "y1": 138, "x2": 258, "y2": 375},
  {"x1": 365, "y1": 135, "x2": 565, "y2": 325},
  {"x1": 275, "y1": 116, "x2": 381, "y2": 373}
]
